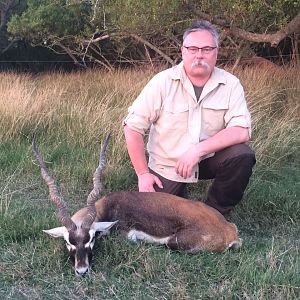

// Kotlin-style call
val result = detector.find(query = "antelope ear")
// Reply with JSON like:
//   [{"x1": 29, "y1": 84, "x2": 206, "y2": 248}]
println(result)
[
  {"x1": 43, "y1": 227, "x2": 67, "y2": 238},
  {"x1": 91, "y1": 220, "x2": 118, "y2": 232}
]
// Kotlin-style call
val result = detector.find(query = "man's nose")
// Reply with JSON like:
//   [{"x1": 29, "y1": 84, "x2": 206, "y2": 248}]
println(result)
[{"x1": 195, "y1": 49, "x2": 204, "y2": 58}]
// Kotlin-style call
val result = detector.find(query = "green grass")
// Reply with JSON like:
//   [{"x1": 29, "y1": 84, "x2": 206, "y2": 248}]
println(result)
[{"x1": 0, "y1": 67, "x2": 299, "y2": 299}]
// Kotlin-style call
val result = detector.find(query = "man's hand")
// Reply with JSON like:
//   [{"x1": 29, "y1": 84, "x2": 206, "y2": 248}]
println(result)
[
  {"x1": 175, "y1": 127, "x2": 250, "y2": 179},
  {"x1": 175, "y1": 145, "x2": 201, "y2": 179},
  {"x1": 138, "y1": 172, "x2": 163, "y2": 192}
]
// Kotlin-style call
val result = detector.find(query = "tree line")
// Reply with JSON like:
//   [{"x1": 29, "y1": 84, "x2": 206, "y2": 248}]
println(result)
[{"x1": 1, "y1": 0, "x2": 300, "y2": 71}]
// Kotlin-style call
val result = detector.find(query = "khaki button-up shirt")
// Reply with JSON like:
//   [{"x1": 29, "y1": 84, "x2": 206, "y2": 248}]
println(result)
[{"x1": 124, "y1": 62, "x2": 251, "y2": 183}]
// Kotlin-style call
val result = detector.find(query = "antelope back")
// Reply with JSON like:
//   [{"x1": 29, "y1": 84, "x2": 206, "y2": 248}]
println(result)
[{"x1": 94, "y1": 191, "x2": 242, "y2": 253}]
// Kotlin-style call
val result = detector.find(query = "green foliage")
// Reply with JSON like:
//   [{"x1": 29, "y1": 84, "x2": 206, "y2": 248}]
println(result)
[
  {"x1": 100, "y1": 0, "x2": 182, "y2": 33},
  {"x1": 5, "y1": 0, "x2": 300, "y2": 66},
  {"x1": 8, "y1": 0, "x2": 91, "y2": 41},
  {"x1": 180, "y1": 0, "x2": 300, "y2": 36}
]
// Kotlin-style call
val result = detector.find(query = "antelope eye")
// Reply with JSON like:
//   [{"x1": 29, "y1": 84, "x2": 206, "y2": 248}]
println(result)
[
  {"x1": 85, "y1": 235, "x2": 96, "y2": 248},
  {"x1": 65, "y1": 241, "x2": 76, "y2": 250}
]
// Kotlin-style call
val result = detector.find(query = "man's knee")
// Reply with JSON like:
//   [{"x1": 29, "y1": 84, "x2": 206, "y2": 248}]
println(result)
[
  {"x1": 220, "y1": 150, "x2": 256, "y2": 185},
  {"x1": 149, "y1": 169, "x2": 187, "y2": 197},
  {"x1": 204, "y1": 144, "x2": 256, "y2": 215},
  {"x1": 216, "y1": 143, "x2": 255, "y2": 164}
]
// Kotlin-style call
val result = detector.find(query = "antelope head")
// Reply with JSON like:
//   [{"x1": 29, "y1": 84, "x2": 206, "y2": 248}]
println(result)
[{"x1": 32, "y1": 135, "x2": 116, "y2": 276}]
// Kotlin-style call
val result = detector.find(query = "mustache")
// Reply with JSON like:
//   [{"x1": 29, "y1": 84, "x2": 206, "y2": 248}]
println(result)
[{"x1": 191, "y1": 61, "x2": 209, "y2": 68}]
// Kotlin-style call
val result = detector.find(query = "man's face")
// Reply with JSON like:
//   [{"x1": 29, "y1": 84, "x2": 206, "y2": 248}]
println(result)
[{"x1": 181, "y1": 30, "x2": 218, "y2": 79}]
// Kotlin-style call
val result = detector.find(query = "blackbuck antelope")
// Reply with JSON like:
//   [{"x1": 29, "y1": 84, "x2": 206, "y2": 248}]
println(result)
[{"x1": 33, "y1": 135, "x2": 242, "y2": 276}]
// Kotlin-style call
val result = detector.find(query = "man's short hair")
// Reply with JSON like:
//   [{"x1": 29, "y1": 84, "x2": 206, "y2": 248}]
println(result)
[{"x1": 183, "y1": 20, "x2": 219, "y2": 47}]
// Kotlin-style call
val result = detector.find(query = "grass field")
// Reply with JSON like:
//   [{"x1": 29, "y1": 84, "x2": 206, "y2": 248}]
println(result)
[{"x1": 0, "y1": 66, "x2": 299, "y2": 299}]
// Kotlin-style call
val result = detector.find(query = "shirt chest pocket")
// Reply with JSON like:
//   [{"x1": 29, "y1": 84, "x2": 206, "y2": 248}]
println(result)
[
  {"x1": 159, "y1": 102, "x2": 189, "y2": 130},
  {"x1": 202, "y1": 102, "x2": 228, "y2": 135}
]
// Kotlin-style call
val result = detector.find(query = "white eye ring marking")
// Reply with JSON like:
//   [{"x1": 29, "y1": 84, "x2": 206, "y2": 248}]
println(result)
[
  {"x1": 64, "y1": 232, "x2": 76, "y2": 250},
  {"x1": 85, "y1": 230, "x2": 96, "y2": 248},
  {"x1": 66, "y1": 242, "x2": 76, "y2": 251}
]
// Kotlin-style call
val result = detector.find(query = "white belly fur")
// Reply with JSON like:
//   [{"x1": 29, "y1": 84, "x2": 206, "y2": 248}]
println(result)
[{"x1": 127, "y1": 229, "x2": 171, "y2": 245}]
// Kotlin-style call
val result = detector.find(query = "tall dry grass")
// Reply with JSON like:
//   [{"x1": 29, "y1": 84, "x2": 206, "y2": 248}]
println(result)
[
  {"x1": 1, "y1": 66, "x2": 299, "y2": 169},
  {"x1": 0, "y1": 69, "x2": 154, "y2": 170},
  {"x1": 234, "y1": 66, "x2": 299, "y2": 167}
]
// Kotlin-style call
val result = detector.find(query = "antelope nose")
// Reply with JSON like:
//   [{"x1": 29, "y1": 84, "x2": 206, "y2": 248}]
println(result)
[{"x1": 75, "y1": 267, "x2": 89, "y2": 276}]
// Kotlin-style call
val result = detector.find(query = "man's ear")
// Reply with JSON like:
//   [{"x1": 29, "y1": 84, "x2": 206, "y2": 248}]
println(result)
[
  {"x1": 180, "y1": 45, "x2": 184, "y2": 54},
  {"x1": 43, "y1": 227, "x2": 67, "y2": 238}
]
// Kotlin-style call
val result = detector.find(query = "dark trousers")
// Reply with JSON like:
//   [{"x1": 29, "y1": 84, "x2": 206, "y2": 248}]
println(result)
[{"x1": 150, "y1": 144, "x2": 256, "y2": 215}]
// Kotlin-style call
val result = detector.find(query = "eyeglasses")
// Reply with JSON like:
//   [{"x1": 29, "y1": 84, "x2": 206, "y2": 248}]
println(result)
[{"x1": 183, "y1": 46, "x2": 217, "y2": 55}]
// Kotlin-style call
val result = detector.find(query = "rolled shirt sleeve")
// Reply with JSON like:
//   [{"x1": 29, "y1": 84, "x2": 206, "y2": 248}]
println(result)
[
  {"x1": 123, "y1": 73, "x2": 164, "y2": 135},
  {"x1": 224, "y1": 79, "x2": 252, "y2": 137}
]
